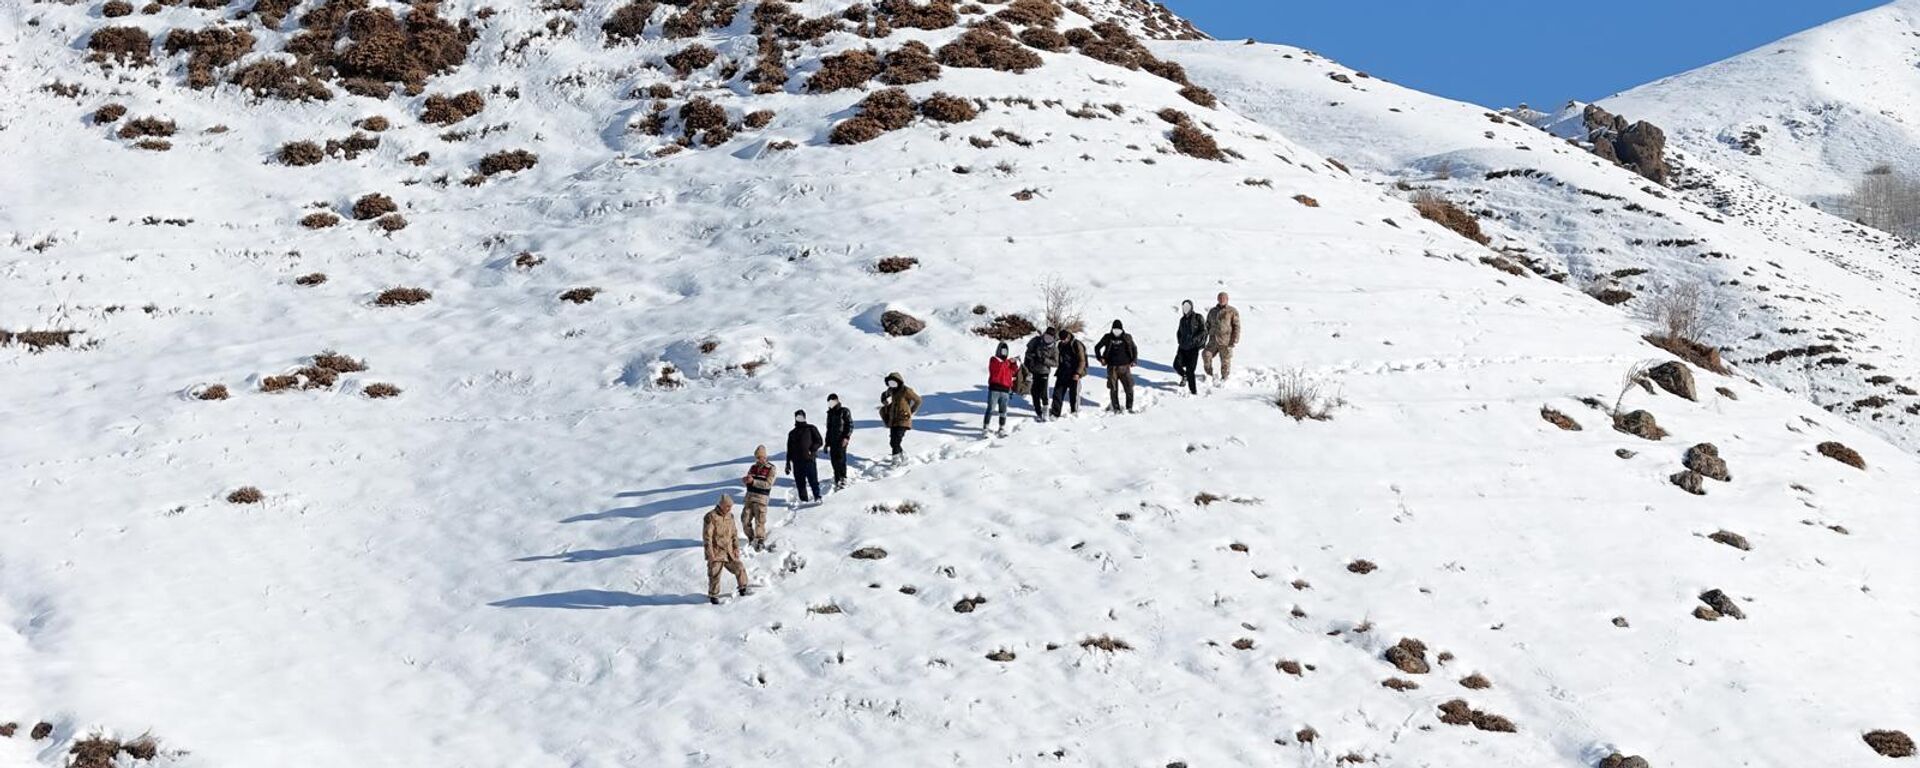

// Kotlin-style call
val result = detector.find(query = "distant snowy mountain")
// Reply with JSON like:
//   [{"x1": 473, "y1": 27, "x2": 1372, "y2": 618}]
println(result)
[
  {"x1": 4, "y1": 2, "x2": 1919, "y2": 768},
  {"x1": 1601, "y1": 0, "x2": 1920, "y2": 203}
]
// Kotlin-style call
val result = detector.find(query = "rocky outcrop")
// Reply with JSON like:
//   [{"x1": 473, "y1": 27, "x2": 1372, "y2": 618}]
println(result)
[{"x1": 1581, "y1": 105, "x2": 1669, "y2": 185}]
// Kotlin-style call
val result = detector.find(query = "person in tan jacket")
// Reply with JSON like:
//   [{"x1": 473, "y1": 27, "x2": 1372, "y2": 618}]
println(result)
[
  {"x1": 702, "y1": 495, "x2": 751, "y2": 604},
  {"x1": 878, "y1": 372, "x2": 922, "y2": 458},
  {"x1": 741, "y1": 445, "x2": 776, "y2": 550},
  {"x1": 1203, "y1": 291, "x2": 1242, "y2": 381}
]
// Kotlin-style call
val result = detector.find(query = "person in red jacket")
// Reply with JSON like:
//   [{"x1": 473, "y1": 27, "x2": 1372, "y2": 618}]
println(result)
[{"x1": 984, "y1": 341, "x2": 1019, "y2": 436}]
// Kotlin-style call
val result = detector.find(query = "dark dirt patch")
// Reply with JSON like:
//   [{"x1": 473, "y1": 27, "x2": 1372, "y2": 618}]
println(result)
[
  {"x1": 227, "y1": 486, "x2": 263, "y2": 504},
  {"x1": 1865, "y1": 730, "x2": 1915, "y2": 758},
  {"x1": 1079, "y1": 635, "x2": 1132, "y2": 652},
  {"x1": 1540, "y1": 406, "x2": 1580, "y2": 431},
  {"x1": 1817, "y1": 441, "x2": 1865, "y2": 470},
  {"x1": 850, "y1": 546, "x2": 888, "y2": 560}
]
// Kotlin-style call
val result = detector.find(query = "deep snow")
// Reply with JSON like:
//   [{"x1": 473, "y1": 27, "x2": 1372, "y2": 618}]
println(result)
[{"x1": 3, "y1": 2, "x2": 1918, "y2": 767}]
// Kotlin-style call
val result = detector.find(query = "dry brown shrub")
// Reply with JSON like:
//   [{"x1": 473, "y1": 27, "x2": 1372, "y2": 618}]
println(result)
[
  {"x1": 116, "y1": 116, "x2": 176, "y2": 139},
  {"x1": 164, "y1": 26, "x2": 256, "y2": 88},
  {"x1": 311, "y1": 351, "x2": 367, "y2": 373},
  {"x1": 1079, "y1": 635, "x2": 1132, "y2": 652},
  {"x1": 881, "y1": 0, "x2": 957, "y2": 30},
  {"x1": 1817, "y1": 441, "x2": 1866, "y2": 470},
  {"x1": 1540, "y1": 406, "x2": 1581, "y2": 431},
  {"x1": 1017, "y1": 25, "x2": 1067, "y2": 51},
  {"x1": 278, "y1": 140, "x2": 325, "y2": 166},
  {"x1": 937, "y1": 27, "x2": 1042, "y2": 71},
  {"x1": 354, "y1": 115, "x2": 390, "y2": 132},
  {"x1": 1412, "y1": 191, "x2": 1490, "y2": 245},
  {"x1": 918, "y1": 92, "x2": 977, "y2": 123},
  {"x1": 680, "y1": 96, "x2": 728, "y2": 133},
  {"x1": 362, "y1": 382, "x2": 402, "y2": 398},
  {"x1": 743, "y1": 109, "x2": 775, "y2": 129},
  {"x1": 602, "y1": 0, "x2": 657, "y2": 44},
  {"x1": 295, "y1": 272, "x2": 328, "y2": 286},
  {"x1": 374, "y1": 287, "x2": 431, "y2": 306},
  {"x1": 559, "y1": 287, "x2": 600, "y2": 303},
  {"x1": 995, "y1": 0, "x2": 1059, "y2": 26},
  {"x1": 103, "y1": 0, "x2": 133, "y2": 16},
  {"x1": 477, "y1": 149, "x2": 538, "y2": 175},
  {"x1": 1179, "y1": 85, "x2": 1216, "y2": 108},
  {"x1": 89, "y1": 26, "x2": 153, "y2": 64},
  {"x1": 227, "y1": 486, "x2": 264, "y2": 503},
  {"x1": 375, "y1": 213, "x2": 408, "y2": 232},
  {"x1": 973, "y1": 313, "x2": 1036, "y2": 340},
  {"x1": 1292, "y1": 194, "x2": 1319, "y2": 207},
  {"x1": 300, "y1": 211, "x2": 340, "y2": 228},
  {"x1": 879, "y1": 40, "x2": 942, "y2": 84},
  {"x1": 421, "y1": 90, "x2": 485, "y2": 125},
  {"x1": 1347, "y1": 559, "x2": 1377, "y2": 574},
  {"x1": 133, "y1": 138, "x2": 173, "y2": 151},
  {"x1": 93, "y1": 103, "x2": 127, "y2": 123},
  {"x1": 2, "y1": 329, "x2": 82, "y2": 351},
  {"x1": 665, "y1": 43, "x2": 718, "y2": 75},
  {"x1": 351, "y1": 193, "x2": 397, "y2": 220},
  {"x1": 323, "y1": 132, "x2": 379, "y2": 159},
  {"x1": 229, "y1": 59, "x2": 333, "y2": 101},
  {"x1": 662, "y1": 5, "x2": 707, "y2": 37},
  {"x1": 250, "y1": 0, "x2": 300, "y2": 27},
  {"x1": 1169, "y1": 122, "x2": 1223, "y2": 160},
  {"x1": 1156, "y1": 107, "x2": 1189, "y2": 125},
  {"x1": 875, "y1": 255, "x2": 919, "y2": 273},
  {"x1": 1066, "y1": 22, "x2": 1147, "y2": 68},
  {"x1": 1866, "y1": 731, "x2": 1916, "y2": 758},
  {"x1": 195, "y1": 384, "x2": 230, "y2": 401},
  {"x1": 1459, "y1": 673, "x2": 1492, "y2": 690},
  {"x1": 859, "y1": 87, "x2": 916, "y2": 129},
  {"x1": 809, "y1": 48, "x2": 881, "y2": 92},
  {"x1": 320, "y1": 5, "x2": 476, "y2": 88}
]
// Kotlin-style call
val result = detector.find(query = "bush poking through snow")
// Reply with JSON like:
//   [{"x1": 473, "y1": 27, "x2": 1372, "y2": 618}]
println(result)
[
  {"x1": 743, "y1": 109, "x2": 775, "y2": 129},
  {"x1": 351, "y1": 193, "x2": 398, "y2": 220},
  {"x1": 300, "y1": 212, "x2": 340, "y2": 229},
  {"x1": 260, "y1": 374, "x2": 299, "y2": 392},
  {"x1": 1382, "y1": 678, "x2": 1420, "y2": 691},
  {"x1": 1817, "y1": 441, "x2": 1866, "y2": 470},
  {"x1": 278, "y1": 141, "x2": 325, "y2": 166},
  {"x1": 88, "y1": 26, "x2": 153, "y2": 65},
  {"x1": 1273, "y1": 367, "x2": 1337, "y2": 421},
  {"x1": 1292, "y1": 194, "x2": 1319, "y2": 207},
  {"x1": 93, "y1": 103, "x2": 127, "y2": 123},
  {"x1": 602, "y1": 1, "x2": 656, "y2": 45},
  {"x1": 374, "y1": 287, "x2": 432, "y2": 306},
  {"x1": 665, "y1": 43, "x2": 718, "y2": 75},
  {"x1": 919, "y1": 92, "x2": 978, "y2": 123},
  {"x1": 421, "y1": 91, "x2": 486, "y2": 125},
  {"x1": 294, "y1": 272, "x2": 328, "y2": 286},
  {"x1": 477, "y1": 150, "x2": 539, "y2": 176},
  {"x1": 1411, "y1": 191, "x2": 1490, "y2": 245},
  {"x1": 1437, "y1": 700, "x2": 1516, "y2": 732},
  {"x1": 1079, "y1": 635, "x2": 1132, "y2": 652},
  {"x1": 1459, "y1": 673, "x2": 1492, "y2": 690},
  {"x1": 1708, "y1": 530, "x2": 1750, "y2": 551},
  {"x1": 227, "y1": 487, "x2": 263, "y2": 504},
  {"x1": 1, "y1": 329, "x2": 81, "y2": 351},
  {"x1": 809, "y1": 48, "x2": 882, "y2": 92},
  {"x1": 195, "y1": 384, "x2": 230, "y2": 401},
  {"x1": 1540, "y1": 406, "x2": 1581, "y2": 431},
  {"x1": 376, "y1": 214, "x2": 408, "y2": 232},
  {"x1": 117, "y1": 116, "x2": 176, "y2": 140},
  {"x1": 937, "y1": 27, "x2": 1043, "y2": 71},
  {"x1": 1038, "y1": 274, "x2": 1084, "y2": 334},
  {"x1": 880, "y1": 41, "x2": 943, "y2": 84},
  {"x1": 1642, "y1": 280, "x2": 1727, "y2": 373},
  {"x1": 850, "y1": 546, "x2": 888, "y2": 560},
  {"x1": 559, "y1": 287, "x2": 600, "y2": 304},
  {"x1": 1168, "y1": 122, "x2": 1224, "y2": 160},
  {"x1": 1347, "y1": 559, "x2": 1377, "y2": 574},
  {"x1": 1384, "y1": 638, "x2": 1430, "y2": 674},
  {"x1": 875, "y1": 256, "x2": 919, "y2": 273},
  {"x1": 985, "y1": 648, "x2": 1016, "y2": 662},
  {"x1": 70, "y1": 733, "x2": 161, "y2": 768},
  {"x1": 362, "y1": 382, "x2": 402, "y2": 399},
  {"x1": 1599, "y1": 755, "x2": 1651, "y2": 768},
  {"x1": 973, "y1": 313, "x2": 1036, "y2": 340},
  {"x1": 1018, "y1": 26, "x2": 1068, "y2": 51},
  {"x1": 1178, "y1": 85, "x2": 1217, "y2": 108},
  {"x1": 1865, "y1": 730, "x2": 1916, "y2": 758}
]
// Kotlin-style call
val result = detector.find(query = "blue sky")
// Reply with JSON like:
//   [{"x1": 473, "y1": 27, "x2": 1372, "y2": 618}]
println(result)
[{"x1": 1160, "y1": 1, "x2": 1889, "y2": 109}]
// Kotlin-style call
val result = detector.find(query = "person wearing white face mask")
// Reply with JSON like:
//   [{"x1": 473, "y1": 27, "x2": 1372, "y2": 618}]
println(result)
[
  {"x1": 1174, "y1": 299, "x2": 1206, "y2": 394},
  {"x1": 878, "y1": 372, "x2": 922, "y2": 459},
  {"x1": 1094, "y1": 319, "x2": 1139, "y2": 413},
  {"x1": 785, "y1": 409, "x2": 824, "y2": 504},
  {"x1": 824, "y1": 394, "x2": 853, "y2": 491}
]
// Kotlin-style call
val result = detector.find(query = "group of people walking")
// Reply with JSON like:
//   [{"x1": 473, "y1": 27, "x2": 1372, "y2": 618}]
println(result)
[{"x1": 700, "y1": 293, "x2": 1243, "y2": 603}]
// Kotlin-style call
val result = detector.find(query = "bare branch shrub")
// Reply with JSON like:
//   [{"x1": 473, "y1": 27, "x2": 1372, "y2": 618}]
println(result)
[
  {"x1": 1273, "y1": 367, "x2": 1338, "y2": 421},
  {"x1": 1038, "y1": 274, "x2": 1083, "y2": 333}
]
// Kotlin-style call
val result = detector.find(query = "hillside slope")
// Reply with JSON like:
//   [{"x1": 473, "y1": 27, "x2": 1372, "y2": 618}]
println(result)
[
  {"x1": 1164, "y1": 38, "x2": 1920, "y2": 455},
  {"x1": 1600, "y1": 0, "x2": 1920, "y2": 203},
  {"x1": 4, "y1": 3, "x2": 1919, "y2": 767}
]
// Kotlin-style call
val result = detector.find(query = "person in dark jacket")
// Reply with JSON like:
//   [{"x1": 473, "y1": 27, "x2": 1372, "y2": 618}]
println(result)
[
  {"x1": 785, "y1": 409, "x2": 824, "y2": 503},
  {"x1": 879, "y1": 372, "x2": 922, "y2": 458},
  {"x1": 1094, "y1": 319, "x2": 1140, "y2": 413},
  {"x1": 823, "y1": 394, "x2": 852, "y2": 490},
  {"x1": 1050, "y1": 328, "x2": 1088, "y2": 418},
  {"x1": 985, "y1": 341, "x2": 1019, "y2": 435},
  {"x1": 1023, "y1": 329, "x2": 1059, "y2": 422},
  {"x1": 1174, "y1": 300, "x2": 1206, "y2": 395}
]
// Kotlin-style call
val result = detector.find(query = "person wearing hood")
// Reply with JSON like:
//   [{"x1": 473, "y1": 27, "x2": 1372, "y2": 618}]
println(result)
[
  {"x1": 1022, "y1": 328, "x2": 1059, "y2": 421},
  {"x1": 878, "y1": 372, "x2": 922, "y2": 458},
  {"x1": 741, "y1": 445, "x2": 777, "y2": 550},
  {"x1": 985, "y1": 341, "x2": 1019, "y2": 435},
  {"x1": 1050, "y1": 327, "x2": 1089, "y2": 418},
  {"x1": 823, "y1": 393, "x2": 853, "y2": 491},
  {"x1": 1094, "y1": 319, "x2": 1140, "y2": 413},
  {"x1": 1174, "y1": 299, "x2": 1207, "y2": 394},
  {"x1": 1203, "y1": 291, "x2": 1242, "y2": 382},
  {"x1": 702, "y1": 494, "x2": 751, "y2": 604},
  {"x1": 785, "y1": 409, "x2": 824, "y2": 504}
]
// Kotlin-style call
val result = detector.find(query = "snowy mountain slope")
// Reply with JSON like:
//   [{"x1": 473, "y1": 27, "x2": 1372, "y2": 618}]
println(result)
[
  {"x1": 1163, "y1": 39, "x2": 1920, "y2": 454},
  {"x1": 3, "y1": 3, "x2": 1919, "y2": 768},
  {"x1": 1600, "y1": 0, "x2": 1920, "y2": 203}
]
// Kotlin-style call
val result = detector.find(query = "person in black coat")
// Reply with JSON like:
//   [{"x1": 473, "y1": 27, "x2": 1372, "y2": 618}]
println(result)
[
  {"x1": 1051, "y1": 328, "x2": 1088, "y2": 418},
  {"x1": 823, "y1": 394, "x2": 852, "y2": 490},
  {"x1": 1094, "y1": 319, "x2": 1140, "y2": 412},
  {"x1": 1174, "y1": 300, "x2": 1207, "y2": 395},
  {"x1": 1023, "y1": 328, "x2": 1059, "y2": 422},
  {"x1": 785, "y1": 409, "x2": 824, "y2": 503}
]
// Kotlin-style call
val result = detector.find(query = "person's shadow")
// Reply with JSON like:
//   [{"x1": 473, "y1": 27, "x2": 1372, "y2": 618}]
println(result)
[
  {"x1": 516, "y1": 538, "x2": 699, "y2": 563},
  {"x1": 489, "y1": 590, "x2": 708, "y2": 609}
]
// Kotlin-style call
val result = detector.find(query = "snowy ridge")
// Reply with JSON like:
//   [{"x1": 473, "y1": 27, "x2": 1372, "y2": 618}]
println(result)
[
  {"x1": 1601, "y1": 0, "x2": 1920, "y2": 202},
  {"x1": 2, "y1": 2, "x2": 1918, "y2": 767},
  {"x1": 1164, "y1": 39, "x2": 1920, "y2": 453}
]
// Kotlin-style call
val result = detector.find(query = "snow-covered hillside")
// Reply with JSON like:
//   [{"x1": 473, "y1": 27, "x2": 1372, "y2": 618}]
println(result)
[
  {"x1": 4, "y1": 2, "x2": 1919, "y2": 767},
  {"x1": 1601, "y1": 0, "x2": 1920, "y2": 203},
  {"x1": 1165, "y1": 39, "x2": 1920, "y2": 455}
]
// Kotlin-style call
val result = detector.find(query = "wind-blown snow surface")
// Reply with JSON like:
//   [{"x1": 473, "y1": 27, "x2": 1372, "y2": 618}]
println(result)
[
  {"x1": 1164, "y1": 39, "x2": 1920, "y2": 455},
  {"x1": 1601, "y1": 0, "x2": 1920, "y2": 203},
  {"x1": 3, "y1": 4, "x2": 1919, "y2": 767}
]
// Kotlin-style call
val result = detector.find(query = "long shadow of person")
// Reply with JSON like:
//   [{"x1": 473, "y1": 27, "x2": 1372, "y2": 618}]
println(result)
[
  {"x1": 489, "y1": 590, "x2": 709, "y2": 609},
  {"x1": 516, "y1": 538, "x2": 700, "y2": 563}
]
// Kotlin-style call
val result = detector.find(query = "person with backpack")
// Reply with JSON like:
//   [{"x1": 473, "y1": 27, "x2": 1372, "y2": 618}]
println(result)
[
  {"x1": 740, "y1": 445, "x2": 776, "y2": 550},
  {"x1": 1175, "y1": 300, "x2": 1206, "y2": 394},
  {"x1": 1094, "y1": 319, "x2": 1139, "y2": 413},
  {"x1": 1022, "y1": 329, "x2": 1058, "y2": 421},
  {"x1": 1050, "y1": 327, "x2": 1088, "y2": 418},
  {"x1": 984, "y1": 341, "x2": 1019, "y2": 435},
  {"x1": 823, "y1": 394, "x2": 853, "y2": 491},
  {"x1": 1203, "y1": 291, "x2": 1242, "y2": 382},
  {"x1": 785, "y1": 409, "x2": 824, "y2": 504},
  {"x1": 702, "y1": 494, "x2": 751, "y2": 605},
  {"x1": 878, "y1": 372, "x2": 922, "y2": 458}
]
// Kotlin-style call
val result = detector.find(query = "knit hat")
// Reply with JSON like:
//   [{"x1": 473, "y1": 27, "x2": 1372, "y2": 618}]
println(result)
[{"x1": 1112, "y1": 319, "x2": 1124, "y2": 330}]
